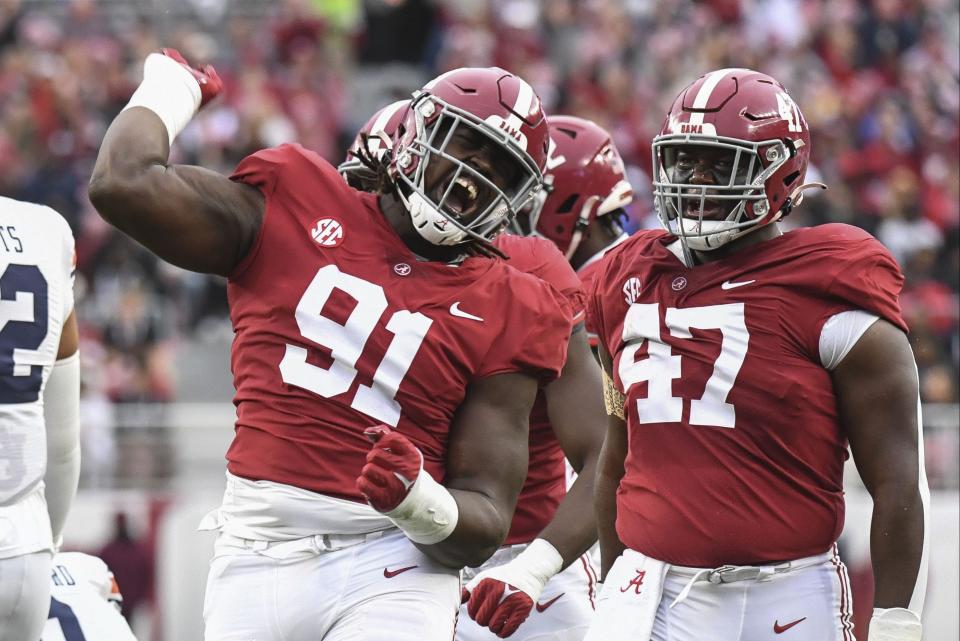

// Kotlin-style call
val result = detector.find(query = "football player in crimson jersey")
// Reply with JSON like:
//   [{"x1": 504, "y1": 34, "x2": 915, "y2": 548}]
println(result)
[
  {"x1": 89, "y1": 50, "x2": 574, "y2": 641},
  {"x1": 515, "y1": 115, "x2": 635, "y2": 346},
  {"x1": 342, "y1": 106, "x2": 609, "y2": 641},
  {"x1": 584, "y1": 68, "x2": 928, "y2": 641}
]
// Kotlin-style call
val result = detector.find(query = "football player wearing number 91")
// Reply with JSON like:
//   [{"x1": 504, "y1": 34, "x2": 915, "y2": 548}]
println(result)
[
  {"x1": 0, "y1": 198, "x2": 80, "y2": 641},
  {"x1": 342, "y1": 104, "x2": 610, "y2": 641},
  {"x1": 89, "y1": 50, "x2": 575, "y2": 641},
  {"x1": 584, "y1": 68, "x2": 928, "y2": 641}
]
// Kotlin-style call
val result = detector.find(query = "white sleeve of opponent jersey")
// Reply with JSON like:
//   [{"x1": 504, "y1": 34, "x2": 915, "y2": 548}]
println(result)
[
  {"x1": 43, "y1": 215, "x2": 79, "y2": 546},
  {"x1": 42, "y1": 353, "x2": 80, "y2": 546},
  {"x1": 45, "y1": 552, "x2": 138, "y2": 641},
  {"x1": 818, "y1": 309, "x2": 879, "y2": 371}
]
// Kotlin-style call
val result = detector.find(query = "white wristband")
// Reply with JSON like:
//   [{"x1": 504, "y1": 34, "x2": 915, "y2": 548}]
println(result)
[
  {"x1": 122, "y1": 53, "x2": 202, "y2": 146},
  {"x1": 869, "y1": 608, "x2": 923, "y2": 641},
  {"x1": 385, "y1": 468, "x2": 459, "y2": 545},
  {"x1": 502, "y1": 538, "x2": 564, "y2": 595}
]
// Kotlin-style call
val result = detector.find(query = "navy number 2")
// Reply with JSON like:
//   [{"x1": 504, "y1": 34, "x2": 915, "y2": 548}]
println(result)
[
  {"x1": 47, "y1": 597, "x2": 87, "y2": 641},
  {"x1": 0, "y1": 264, "x2": 48, "y2": 403}
]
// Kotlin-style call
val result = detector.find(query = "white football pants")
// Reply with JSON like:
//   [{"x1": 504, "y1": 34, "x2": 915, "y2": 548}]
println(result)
[
  {"x1": 0, "y1": 484, "x2": 54, "y2": 641},
  {"x1": 457, "y1": 544, "x2": 599, "y2": 641},
  {"x1": 203, "y1": 528, "x2": 460, "y2": 641},
  {"x1": 585, "y1": 544, "x2": 856, "y2": 641}
]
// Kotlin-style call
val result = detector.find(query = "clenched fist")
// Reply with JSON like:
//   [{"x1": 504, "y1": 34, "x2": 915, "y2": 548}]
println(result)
[
  {"x1": 159, "y1": 48, "x2": 223, "y2": 108},
  {"x1": 356, "y1": 425, "x2": 423, "y2": 513}
]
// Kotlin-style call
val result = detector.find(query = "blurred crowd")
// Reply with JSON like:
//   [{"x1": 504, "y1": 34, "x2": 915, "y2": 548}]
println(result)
[{"x1": 0, "y1": 0, "x2": 956, "y2": 422}]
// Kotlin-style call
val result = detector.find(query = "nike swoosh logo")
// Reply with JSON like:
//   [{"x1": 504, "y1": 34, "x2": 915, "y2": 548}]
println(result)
[
  {"x1": 774, "y1": 617, "x2": 807, "y2": 634},
  {"x1": 450, "y1": 302, "x2": 483, "y2": 322},
  {"x1": 721, "y1": 279, "x2": 756, "y2": 290},
  {"x1": 535, "y1": 593, "x2": 564, "y2": 612},
  {"x1": 383, "y1": 565, "x2": 418, "y2": 578}
]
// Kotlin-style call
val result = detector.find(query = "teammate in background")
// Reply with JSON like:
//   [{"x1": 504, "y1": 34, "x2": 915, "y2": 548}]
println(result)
[
  {"x1": 342, "y1": 108, "x2": 609, "y2": 640},
  {"x1": 516, "y1": 115, "x2": 634, "y2": 324},
  {"x1": 0, "y1": 198, "x2": 80, "y2": 641},
  {"x1": 586, "y1": 68, "x2": 928, "y2": 641},
  {"x1": 89, "y1": 50, "x2": 573, "y2": 641},
  {"x1": 43, "y1": 552, "x2": 138, "y2": 641}
]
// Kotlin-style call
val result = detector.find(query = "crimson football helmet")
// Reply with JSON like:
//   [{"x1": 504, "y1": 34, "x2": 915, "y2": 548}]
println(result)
[
  {"x1": 652, "y1": 68, "x2": 821, "y2": 253},
  {"x1": 390, "y1": 67, "x2": 549, "y2": 246},
  {"x1": 520, "y1": 115, "x2": 634, "y2": 259},
  {"x1": 339, "y1": 100, "x2": 409, "y2": 191}
]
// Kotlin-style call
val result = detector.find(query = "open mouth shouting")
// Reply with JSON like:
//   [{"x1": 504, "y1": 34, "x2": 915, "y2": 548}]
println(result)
[{"x1": 438, "y1": 174, "x2": 482, "y2": 220}]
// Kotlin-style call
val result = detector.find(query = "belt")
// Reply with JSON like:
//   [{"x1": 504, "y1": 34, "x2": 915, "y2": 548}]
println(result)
[
  {"x1": 461, "y1": 543, "x2": 528, "y2": 581},
  {"x1": 669, "y1": 549, "x2": 833, "y2": 608},
  {"x1": 217, "y1": 529, "x2": 391, "y2": 560}
]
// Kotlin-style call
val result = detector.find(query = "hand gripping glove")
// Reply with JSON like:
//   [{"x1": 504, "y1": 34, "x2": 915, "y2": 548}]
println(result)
[
  {"x1": 461, "y1": 538, "x2": 564, "y2": 638},
  {"x1": 122, "y1": 48, "x2": 223, "y2": 146},
  {"x1": 356, "y1": 425, "x2": 458, "y2": 544},
  {"x1": 868, "y1": 608, "x2": 923, "y2": 641}
]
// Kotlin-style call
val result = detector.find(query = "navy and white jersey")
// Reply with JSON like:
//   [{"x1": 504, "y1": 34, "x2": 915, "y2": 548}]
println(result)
[
  {"x1": 44, "y1": 552, "x2": 138, "y2": 641},
  {"x1": 0, "y1": 197, "x2": 75, "y2": 505}
]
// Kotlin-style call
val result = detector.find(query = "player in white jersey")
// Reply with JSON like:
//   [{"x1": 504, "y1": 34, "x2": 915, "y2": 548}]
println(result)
[
  {"x1": 43, "y1": 552, "x2": 138, "y2": 641},
  {"x1": 0, "y1": 197, "x2": 80, "y2": 641}
]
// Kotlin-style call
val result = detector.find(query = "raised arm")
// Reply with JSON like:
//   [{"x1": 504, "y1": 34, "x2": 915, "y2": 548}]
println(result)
[
  {"x1": 357, "y1": 371, "x2": 536, "y2": 569},
  {"x1": 832, "y1": 319, "x2": 928, "y2": 640},
  {"x1": 461, "y1": 327, "x2": 607, "y2": 637},
  {"x1": 88, "y1": 50, "x2": 264, "y2": 276}
]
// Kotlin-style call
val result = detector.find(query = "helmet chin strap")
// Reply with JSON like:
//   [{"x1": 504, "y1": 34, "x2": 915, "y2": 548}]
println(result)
[
  {"x1": 787, "y1": 181, "x2": 828, "y2": 210},
  {"x1": 682, "y1": 182, "x2": 827, "y2": 254},
  {"x1": 564, "y1": 196, "x2": 601, "y2": 260},
  {"x1": 400, "y1": 190, "x2": 470, "y2": 246}
]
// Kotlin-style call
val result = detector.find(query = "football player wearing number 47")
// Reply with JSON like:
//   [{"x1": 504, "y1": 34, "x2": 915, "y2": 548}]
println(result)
[
  {"x1": 585, "y1": 68, "x2": 928, "y2": 641},
  {"x1": 89, "y1": 51, "x2": 574, "y2": 641}
]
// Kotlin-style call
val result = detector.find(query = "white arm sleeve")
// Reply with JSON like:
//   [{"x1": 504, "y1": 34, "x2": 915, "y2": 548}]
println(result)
[
  {"x1": 818, "y1": 310, "x2": 880, "y2": 370},
  {"x1": 43, "y1": 352, "x2": 81, "y2": 546}
]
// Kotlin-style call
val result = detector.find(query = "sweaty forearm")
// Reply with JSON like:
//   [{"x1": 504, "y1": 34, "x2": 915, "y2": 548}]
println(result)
[
  {"x1": 538, "y1": 459, "x2": 599, "y2": 568},
  {"x1": 870, "y1": 482, "x2": 927, "y2": 610}
]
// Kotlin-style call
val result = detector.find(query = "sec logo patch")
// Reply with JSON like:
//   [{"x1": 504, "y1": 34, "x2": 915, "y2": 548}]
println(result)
[{"x1": 310, "y1": 218, "x2": 345, "y2": 247}]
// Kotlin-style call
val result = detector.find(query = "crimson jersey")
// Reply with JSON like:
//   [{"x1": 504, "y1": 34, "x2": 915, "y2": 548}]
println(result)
[
  {"x1": 493, "y1": 234, "x2": 586, "y2": 545},
  {"x1": 224, "y1": 144, "x2": 572, "y2": 503},
  {"x1": 587, "y1": 224, "x2": 906, "y2": 566},
  {"x1": 577, "y1": 257, "x2": 605, "y2": 342}
]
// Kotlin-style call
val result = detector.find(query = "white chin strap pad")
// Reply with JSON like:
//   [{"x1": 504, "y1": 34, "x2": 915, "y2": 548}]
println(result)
[
  {"x1": 679, "y1": 219, "x2": 740, "y2": 251},
  {"x1": 407, "y1": 192, "x2": 469, "y2": 246}
]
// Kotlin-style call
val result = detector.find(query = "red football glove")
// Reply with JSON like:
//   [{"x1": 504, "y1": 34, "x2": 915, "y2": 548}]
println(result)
[
  {"x1": 462, "y1": 578, "x2": 534, "y2": 638},
  {"x1": 356, "y1": 425, "x2": 423, "y2": 513},
  {"x1": 159, "y1": 48, "x2": 223, "y2": 108},
  {"x1": 461, "y1": 539, "x2": 564, "y2": 638}
]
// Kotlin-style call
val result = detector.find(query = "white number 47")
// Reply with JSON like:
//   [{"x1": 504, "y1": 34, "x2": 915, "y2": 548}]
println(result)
[{"x1": 618, "y1": 303, "x2": 750, "y2": 429}]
